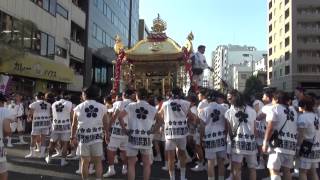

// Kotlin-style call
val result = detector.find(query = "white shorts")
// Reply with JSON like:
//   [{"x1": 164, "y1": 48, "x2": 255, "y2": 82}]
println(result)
[
  {"x1": 79, "y1": 142, "x2": 103, "y2": 157},
  {"x1": 127, "y1": 147, "x2": 152, "y2": 157},
  {"x1": 50, "y1": 132, "x2": 70, "y2": 142},
  {"x1": 0, "y1": 162, "x2": 7, "y2": 174},
  {"x1": 10, "y1": 120, "x2": 24, "y2": 132},
  {"x1": 267, "y1": 152, "x2": 294, "y2": 170},
  {"x1": 165, "y1": 138, "x2": 187, "y2": 151},
  {"x1": 299, "y1": 159, "x2": 319, "y2": 170},
  {"x1": 31, "y1": 128, "x2": 50, "y2": 135},
  {"x1": 108, "y1": 136, "x2": 128, "y2": 151},
  {"x1": 205, "y1": 150, "x2": 226, "y2": 160},
  {"x1": 231, "y1": 153, "x2": 258, "y2": 168}
]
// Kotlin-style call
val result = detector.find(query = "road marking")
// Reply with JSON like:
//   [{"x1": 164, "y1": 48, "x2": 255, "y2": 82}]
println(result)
[{"x1": 7, "y1": 162, "x2": 80, "y2": 180}]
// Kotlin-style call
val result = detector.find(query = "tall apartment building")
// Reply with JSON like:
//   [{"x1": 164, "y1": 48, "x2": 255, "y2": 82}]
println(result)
[
  {"x1": 85, "y1": 0, "x2": 139, "y2": 93},
  {"x1": 0, "y1": 0, "x2": 86, "y2": 95},
  {"x1": 212, "y1": 44, "x2": 267, "y2": 90},
  {"x1": 268, "y1": 0, "x2": 320, "y2": 91}
]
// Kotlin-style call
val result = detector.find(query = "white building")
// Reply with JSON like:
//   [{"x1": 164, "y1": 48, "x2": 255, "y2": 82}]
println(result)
[
  {"x1": 231, "y1": 64, "x2": 251, "y2": 92},
  {"x1": 212, "y1": 44, "x2": 267, "y2": 90},
  {"x1": 0, "y1": 0, "x2": 86, "y2": 94},
  {"x1": 254, "y1": 56, "x2": 268, "y2": 86}
]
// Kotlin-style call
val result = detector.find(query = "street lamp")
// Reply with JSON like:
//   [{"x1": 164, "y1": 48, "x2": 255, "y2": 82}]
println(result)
[{"x1": 243, "y1": 54, "x2": 254, "y2": 76}]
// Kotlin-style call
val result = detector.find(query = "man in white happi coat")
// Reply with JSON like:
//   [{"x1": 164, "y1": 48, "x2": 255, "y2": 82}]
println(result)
[
  {"x1": 6, "y1": 93, "x2": 26, "y2": 147},
  {"x1": 26, "y1": 92, "x2": 52, "y2": 158},
  {"x1": 117, "y1": 88, "x2": 159, "y2": 180},
  {"x1": 191, "y1": 45, "x2": 212, "y2": 87},
  {"x1": 103, "y1": 89, "x2": 135, "y2": 177},
  {"x1": 71, "y1": 85, "x2": 108, "y2": 180},
  {"x1": 45, "y1": 92, "x2": 73, "y2": 166},
  {"x1": 159, "y1": 87, "x2": 196, "y2": 180}
]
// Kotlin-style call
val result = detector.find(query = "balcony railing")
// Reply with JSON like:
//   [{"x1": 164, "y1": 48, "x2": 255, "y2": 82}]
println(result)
[
  {"x1": 70, "y1": 40, "x2": 84, "y2": 61},
  {"x1": 71, "y1": 2, "x2": 86, "y2": 29}
]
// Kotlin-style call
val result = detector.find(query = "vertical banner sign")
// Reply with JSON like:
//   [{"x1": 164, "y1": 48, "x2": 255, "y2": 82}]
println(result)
[{"x1": 0, "y1": 75, "x2": 10, "y2": 94}]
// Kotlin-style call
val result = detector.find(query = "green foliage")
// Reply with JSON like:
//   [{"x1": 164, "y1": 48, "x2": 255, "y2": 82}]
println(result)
[{"x1": 243, "y1": 76, "x2": 264, "y2": 102}]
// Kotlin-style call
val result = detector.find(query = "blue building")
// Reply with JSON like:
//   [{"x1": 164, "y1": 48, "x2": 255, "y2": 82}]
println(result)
[{"x1": 84, "y1": 0, "x2": 139, "y2": 93}]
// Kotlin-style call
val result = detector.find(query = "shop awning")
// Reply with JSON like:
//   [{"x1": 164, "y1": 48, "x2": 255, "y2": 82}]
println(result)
[{"x1": 0, "y1": 53, "x2": 74, "y2": 83}]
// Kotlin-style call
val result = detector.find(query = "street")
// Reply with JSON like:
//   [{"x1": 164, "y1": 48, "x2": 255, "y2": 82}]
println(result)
[{"x1": 4, "y1": 135, "x2": 276, "y2": 180}]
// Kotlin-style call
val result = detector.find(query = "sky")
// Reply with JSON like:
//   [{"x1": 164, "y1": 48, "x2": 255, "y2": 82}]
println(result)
[{"x1": 139, "y1": 0, "x2": 268, "y2": 65}]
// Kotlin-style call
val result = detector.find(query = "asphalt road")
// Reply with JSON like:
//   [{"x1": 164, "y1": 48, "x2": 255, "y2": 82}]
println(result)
[{"x1": 5, "y1": 136, "x2": 274, "y2": 180}]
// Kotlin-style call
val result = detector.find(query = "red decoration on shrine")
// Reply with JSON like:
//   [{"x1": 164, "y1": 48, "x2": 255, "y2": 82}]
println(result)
[{"x1": 112, "y1": 49, "x2": 126, "y2": 93}]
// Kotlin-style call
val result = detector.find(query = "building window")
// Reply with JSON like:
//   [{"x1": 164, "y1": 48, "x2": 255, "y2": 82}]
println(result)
[
  {"x1": 0, "y1": 11, "x2": 50, "y2": 56},
  {"x1": 285, "y1": 51, "x2": 290, "y2": 60},
  {"x1": 97, "y1": 0, "x2": 103, "y2": 11},
  {"x1": 92, "y1": 23, "x2": 97, "y2": 38},
  {"x1": 280, "y1": 68, "x2": 283, "y2": 76},
  {"x1": 283, "y1": 82, "x2": 286, "y2": 90},
  {"x1": 30, "y1": 0, "x2": 56, "y2": 16},
  {"x1": 269, "y1": 60, "x2": 273, "y2": 67},
  {"x1": 96, "y1": 26, "x2": 103, "y2": 42},
  {"x1": 269, "y1": 24, "x2": 272, "y2": 32},
  {"x1": 55, "y1": 46, "x2": 67, "y2": 58},
  {"x1": 94, "y1": 0, "x2": 98, "y2": 7},
  {"x1": 285, "y1": 9, "x2": 290, "y2": 18},
  {"x1": 94, "y1": 67, "x2": 107, "y2": 84},
  {"x1": 269, "y1": 36, "x2": 272, "y2": 44},
  {"x1": 285, "y1": 23, "x2": 290, "y2": 33},
  {"x1": 269, "y1": 48, "x2": 272, "y2": 56},
  {"x1": 285, "y1": 37, "x2": 290, "y2": 46},
  {"x1": 94, "y1": 67, "x2": 101, "y2": 83},
  {"x1": 269, "y1": 12, "x2": 272, "y2": 20},
  {"x1": 240, "y1": 74, "x2": 247, "y2": 79},
  {"x1": 107, "y1": 6, "x2": 112, "y2": 20},
  {"x1": 103, "y1": 3, "x2": 107, "y2": 16},
  {"x1": 285, "y1": 65, "x2": 290, "y2": 75},
  {"x1": 297, "y1": 64, "x2": 320, "y2": 73},
  {"x1": 102, "y1": 31, "x2": 106, "y2": 44},
  {"x1": 269, "y1": 1, "x2": 272, "y2": 9},
  {"x1": 285, "y1": 0, "x2": 289, "y2": 5},
  {"x1": 111, "y1": 11, "x2": 115, "y2": 24},
  {"x1": 39, "y1": 32, "x2": 55, "y2": 59},
  {"x1": 56, "y1": 3, "x2": 68, "y2": 19},
  {"x1": 269, "y1": 72, "x2": 273, "y2": 79}
]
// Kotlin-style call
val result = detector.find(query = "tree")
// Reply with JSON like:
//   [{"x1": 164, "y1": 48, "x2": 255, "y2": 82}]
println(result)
[
  {"x1": 243, "y1": 76, "x2": 264, "y2": 103},
  {"x1": 0, "y1": 19, "x2": 37, "y2": 62}
]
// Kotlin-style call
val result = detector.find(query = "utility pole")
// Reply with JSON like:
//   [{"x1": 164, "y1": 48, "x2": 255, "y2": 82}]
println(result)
[{"x1": 128, "y1": 0, "x2": 133, "y2": 48}]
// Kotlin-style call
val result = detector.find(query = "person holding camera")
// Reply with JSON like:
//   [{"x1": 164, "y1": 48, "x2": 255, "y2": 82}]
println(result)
[
  {"x1": 262, "y1": 91, "x2": 298, "y2": 180},
  {"x1": 191, "y1": 45, "x2": 213, "y2": 87}
]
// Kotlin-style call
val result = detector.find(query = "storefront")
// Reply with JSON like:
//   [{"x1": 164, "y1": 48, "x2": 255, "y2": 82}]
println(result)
[{"x1": 0, "y1": 53, "x2": 74, "y2": 96}]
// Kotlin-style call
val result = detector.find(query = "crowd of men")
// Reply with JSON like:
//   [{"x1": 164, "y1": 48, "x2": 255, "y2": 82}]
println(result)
[{"x1": 0, "y1": 85, "x2": 320, "y2": 180}]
